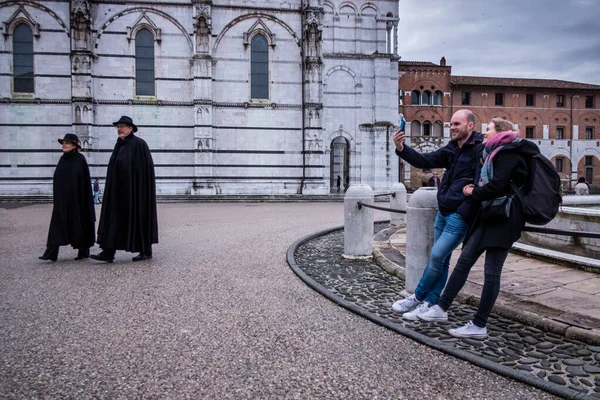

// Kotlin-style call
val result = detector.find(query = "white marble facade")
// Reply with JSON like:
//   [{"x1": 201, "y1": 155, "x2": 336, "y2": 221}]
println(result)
[{"x1": 0, "y1": 0, "x2": 400, "y2": 195}]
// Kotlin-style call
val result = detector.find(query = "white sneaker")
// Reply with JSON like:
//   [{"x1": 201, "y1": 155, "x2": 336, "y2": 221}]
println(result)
[
  {"x1": 449, "y1": 321, "x2": 488, "y2": 339},
  {"x1": 418, "y1": 304, "x2": 448, "y2": 322},
  {"x1": 392, "y1": 294, "x2": 422, "y2": 313},
  {"x1": 402, "y1": 302, "x2": 431, "y2": 321}
]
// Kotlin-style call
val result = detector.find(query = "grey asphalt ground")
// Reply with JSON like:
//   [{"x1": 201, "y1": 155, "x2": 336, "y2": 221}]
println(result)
[{"x1": 0, "y1": 203, "x2": 556, "y2": 399}]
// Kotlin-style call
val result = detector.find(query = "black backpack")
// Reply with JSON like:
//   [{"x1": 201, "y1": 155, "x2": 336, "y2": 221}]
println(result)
[{"x1": 511, "y1": 151, "x2": 562, "y2": 225}]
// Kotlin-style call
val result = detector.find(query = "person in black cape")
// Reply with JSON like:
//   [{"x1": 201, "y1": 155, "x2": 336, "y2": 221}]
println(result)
[
  {"x1": 91, "y1": 116, "x2": 158, "y2": 263},
  {"x1": 39, "y1": 134, "x2": 96, "y2": 262}
]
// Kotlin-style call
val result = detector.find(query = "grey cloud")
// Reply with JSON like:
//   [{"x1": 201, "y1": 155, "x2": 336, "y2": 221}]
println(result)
[{"x1": 397, "y1": 0, "x2": 600, "y2": 84}]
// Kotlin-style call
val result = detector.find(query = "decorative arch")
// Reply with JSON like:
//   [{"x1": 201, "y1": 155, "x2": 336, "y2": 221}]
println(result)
[
  {"x1": 243, "y1": 19, "x2": 276, "y2": 48},
  {"x1": 575, "y1": 149, "x2": 600, "y2": 167},
  {"x1": 214, "y1": 14, "x2": 299, "y2": 53},
  {"x1": 360, "y1": 3, "x2": 379, "y2": 16},
  {"x1": 323, "y1": 1, "x2": 336, "y2": 13},
  {"x1": 580, "y1": 112, "x2": 600, "y2": 124},
  {"x1": 323, "y1": 65, "x2": 362, "y2": 88},
  {"x1": 338, "y1": 2, "x2": 358, "y2": 14},
  {"x1": 548, "y1": 147, "x2": 571, "y2": 160},
  {"x1": 1, "y1": 2, "x2": 68, "y2": 37},
  {"x1": 127, "y1": 12, "x2": 161, "y2": 43},
  {"x1": 95, "y1": 8, "x2": 192, "y2": 52},
  {"x1": 327, "y1": 128, "x2": 354, "y2": 147},
  {"x1": 520, "y1": 109, "x2": 546, "y2": 125}
]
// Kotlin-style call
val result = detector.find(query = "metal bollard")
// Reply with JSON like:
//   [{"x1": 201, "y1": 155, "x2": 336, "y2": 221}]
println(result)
[
  {"x1": 390, "y1": 182, "x2": 407, "y2": 227},
  {"x1": 343, "y1": 184, "x2": 374, "y2": 258},
  {"x1": 405, "y1": 187, "x2": 438, "y2": 293}
]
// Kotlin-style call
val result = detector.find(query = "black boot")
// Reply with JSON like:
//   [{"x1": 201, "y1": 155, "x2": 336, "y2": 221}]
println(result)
[
  {"x1": 39, "y1": 246, "x2": 59, "y2": 262},
  {"x1": 90, "y1": 249, "x2": 115, "y2": 263},
  {"x1": 75, "y1": 247, "x2": 90, "y2": 260},
  {"x1": 132, "y1": 247, "x2": 152, "y2": 262}
]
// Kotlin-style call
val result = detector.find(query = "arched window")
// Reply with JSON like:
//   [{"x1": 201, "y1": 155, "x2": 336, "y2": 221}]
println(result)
[
  {"x1": 251, "y1": 34, "x2": 269, "y2": 99},
  {"x1": 135, "y1": 29, "x2": 155, "y2": 96},
  {"x1": 411, "y1": 90, "x2": 420, "y2": 105},
  {"x1": 422, "y1": 91, "x2": 431, "y2": 106},
  {"x1": 423, "y1": 121, "x2": 432, "y2": 136},
  {"x1": 13, "y1": 24, "x2": 34, "y2": 93},
  {"x1": 434, "y1": 91, "x2": 443, "y2": 106},
  {"x1": 411, "y1": 121, "x2": 421, "y2": 137},
  {"x1": 433, "y1": 121, "x2": 443, "y2": 137}
]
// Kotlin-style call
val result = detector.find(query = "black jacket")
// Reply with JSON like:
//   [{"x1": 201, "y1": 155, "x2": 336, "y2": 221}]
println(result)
[
  {"x1": 46, "y1": 150, "x2": 96, "y2": 248},
  {"x1": 97, "y1": 133, "x2": 158, "y2": 253},
  {"x1": 468, "y1": 139, "x2": 540, "y2": 250},
  {"x1": 396, "y1": 131, "x2": 484, "y2": 220}
]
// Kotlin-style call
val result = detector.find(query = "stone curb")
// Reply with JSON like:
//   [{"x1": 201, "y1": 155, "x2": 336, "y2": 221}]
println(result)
[
  {"x1": 372, "y1": 245, "x2": 600, "y2": 347},
  {"x1": 288, "y1": 225, "x2": 591, "y2": 400}
]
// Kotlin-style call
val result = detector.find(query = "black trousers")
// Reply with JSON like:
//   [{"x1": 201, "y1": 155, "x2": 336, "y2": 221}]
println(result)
[{"x1": 437, "y1": 231, "x2": 509, "y2": 328}]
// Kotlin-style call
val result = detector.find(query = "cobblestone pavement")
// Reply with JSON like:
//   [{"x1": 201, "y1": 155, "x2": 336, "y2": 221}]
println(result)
[
  {"x1": 293, "y1": 223, "x2": 600, "y2": 399},
  {"x1": 0, "y1": 203, "x2": 557, "y2": 399}
]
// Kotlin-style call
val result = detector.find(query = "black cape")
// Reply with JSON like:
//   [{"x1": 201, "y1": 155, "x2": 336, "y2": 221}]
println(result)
[
  {"x1": 97, "y1": 133, "x2": 158, "y2": 252},
  {"x1": 47, "y1": 150, "x2": 96, "y2": 248}
]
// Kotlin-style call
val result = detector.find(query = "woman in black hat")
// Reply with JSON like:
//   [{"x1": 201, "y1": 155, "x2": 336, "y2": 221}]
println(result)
[{"x1": 39, "y1": 134, "x2": 96, "y2": 262}]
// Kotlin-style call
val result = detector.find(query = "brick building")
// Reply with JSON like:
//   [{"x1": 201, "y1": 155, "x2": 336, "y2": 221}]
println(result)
[
  {"x1": 398, "y1": 58, "x2": 600, "y2": 192},
  {"x1": 0, "y1": 0, "x2": 400, "y2": 196}
]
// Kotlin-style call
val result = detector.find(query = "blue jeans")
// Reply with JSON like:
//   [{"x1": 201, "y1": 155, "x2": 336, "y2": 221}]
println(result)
[
  {"x1": 93, "y1": 191, "x2": 100, "y2": 204},
  {"x1": 414, "y1": 211, "x2": 468, "y2": 305}
]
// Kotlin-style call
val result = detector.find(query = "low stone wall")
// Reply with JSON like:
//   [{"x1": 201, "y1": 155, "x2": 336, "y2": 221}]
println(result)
[{"x1": 518, "y1": 195, "x2": 600, "y2": 259}]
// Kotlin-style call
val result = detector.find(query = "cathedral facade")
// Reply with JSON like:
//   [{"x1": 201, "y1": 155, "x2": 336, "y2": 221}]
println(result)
[{"x1": 0, "y1": 0, "x2": 400, "y2": 196}]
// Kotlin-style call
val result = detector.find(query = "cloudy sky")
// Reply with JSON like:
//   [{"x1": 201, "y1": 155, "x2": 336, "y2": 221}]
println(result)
[{"x1": 396, "y1": 0, "x2": 600, "y2": 85}]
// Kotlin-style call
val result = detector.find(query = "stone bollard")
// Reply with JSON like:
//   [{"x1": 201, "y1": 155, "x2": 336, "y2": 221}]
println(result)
[
  {"x1": 390, "y1": 182, "x2": 407, "y2": 227},
  {"x1": 343, "y1": 184, "x2": 374, "y2": 258},
  {"x1": 405, "y1": 187, "x2": 438, "y2": 293}
]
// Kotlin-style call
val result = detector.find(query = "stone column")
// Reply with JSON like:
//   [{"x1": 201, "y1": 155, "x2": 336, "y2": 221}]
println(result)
[
  {"x1": 343, "y1": 185, "x2": 374, "y2": 258},
  {"x1": 405, "y1": 187, "x2": 438, "y2": 293},
  {"x1": 390, "y1": 182, "x2": 407, "y2": 227}
]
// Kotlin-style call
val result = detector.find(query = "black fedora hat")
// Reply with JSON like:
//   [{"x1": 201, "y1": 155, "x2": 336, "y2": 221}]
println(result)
[
  {"x1": 58, "y1": 133, "x2": 81, "y2": 149},
  {"x1": 112, "y1": 115, "x2": 138, "y2": 133}
]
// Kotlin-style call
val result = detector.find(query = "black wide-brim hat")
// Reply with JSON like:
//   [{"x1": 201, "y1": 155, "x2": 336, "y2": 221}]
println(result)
[
  {"x1": 112, "y1": 115, "x2": 138, "y2": 132},
  {"x1": 58, "y1": 133, "x2": 81, "y2": 149}
]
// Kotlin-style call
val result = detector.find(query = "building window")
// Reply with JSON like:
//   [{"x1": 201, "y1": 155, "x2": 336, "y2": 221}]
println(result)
[
  {"x1": 585, "y1": 156, "x2": 594, "y2": 166},
  {"x1": 250, "y1": 34, "x2": 269, "y2": 99},
  {"x1": 585, "y1": 96, "x2": 594, "y2": 109},
  {"x1": 526, "y1": 93, "x2": 535, "y2": 107},
  {"x1": 423, "y1": 121, "x2": 431, "y2": 136},
  {"x1": 495, "y1": 93, "x2": 504, "y2": 106},
  {"x1": 433, "y1": 90, "x2": 443, "y2": 106},
  {"x1": 135, "y1": 29, "x2": 155, "y2": 96},
  {"x1": 556, "y1": 94, "x2": 565, "y2": 107},
  {"x1": 411, "y1": 90, "x2": 420, "y2": 105},
  {"x1": 555, "y1": 158, "x2": 564, "y2": 173},
  {"x1": 556, "y1": 126, "x2": 564, "y2": 139},
  {"x1": 586, "y1": 127, "x2": 594, "y2": 140},
  {"x1": 422, "y1": 91, "x2": 432, "y2": 106},
  {"x1": 13, "y1": 24, "x2": 34, "y2": 93},
  {"x1": 398, "y1": 89, "x2": 403, "y2": 105},
  {"x1": 525, "y1": 126, "x2": 535, "y2": 139},
  {"x1": 461, "y1": 92, "x2": 470, "y2": 105}
]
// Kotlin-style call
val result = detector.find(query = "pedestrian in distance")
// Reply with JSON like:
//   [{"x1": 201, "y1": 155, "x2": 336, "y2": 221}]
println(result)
[
  {"x1": 391, "y1": 109, "x2": 484, "y2": 320},
  {"x1": 336, "y1": 175, "x2": 342, "y2": 192},
  {"x1": 91, "y1": 116, "x2": 158, "y2": 263},
  {"x1": 39, "y1": 134, "x2": 96, "y2": 262},
  {"x1": 427, "y1": 171, "x2": 441, "y2": 188},
  {"x1": 418, "y1": 118, "x2": 539, "y2": 339},
  {"x1": 93, "y1": 178, "x2": 101, "y2": 204},
  {"x1": 574, "y1": 177, "x2": 590, "y2": 195}
]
